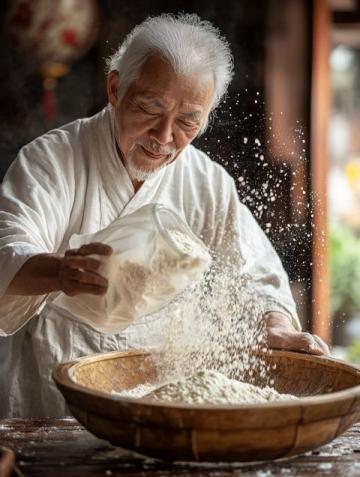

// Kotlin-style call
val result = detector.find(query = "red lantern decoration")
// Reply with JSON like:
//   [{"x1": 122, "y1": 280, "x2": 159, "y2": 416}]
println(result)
[{"x1": 6, "y1": 0, "x2": 100, "y2": 121}]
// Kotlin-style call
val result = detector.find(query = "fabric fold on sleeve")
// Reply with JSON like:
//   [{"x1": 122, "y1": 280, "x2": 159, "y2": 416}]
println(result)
[{"x1": 0, "y1": 136, "x2": 72, "y2": 335}]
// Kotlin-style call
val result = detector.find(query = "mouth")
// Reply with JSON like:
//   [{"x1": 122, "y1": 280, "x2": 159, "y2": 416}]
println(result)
[{"x1": 140, "y1": 146, "x2": 168, "y2": 160}]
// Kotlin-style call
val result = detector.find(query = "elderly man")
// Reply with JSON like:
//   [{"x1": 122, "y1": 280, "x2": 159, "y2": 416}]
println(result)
[{"x1": 0, "y1": 14, "x2": 328, "y2": 417}]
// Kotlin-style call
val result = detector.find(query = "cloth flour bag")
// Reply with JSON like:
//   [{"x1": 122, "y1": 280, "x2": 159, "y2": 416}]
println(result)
[{"x1": 52, "y1": 204, "x2": 212, "y2": 333}]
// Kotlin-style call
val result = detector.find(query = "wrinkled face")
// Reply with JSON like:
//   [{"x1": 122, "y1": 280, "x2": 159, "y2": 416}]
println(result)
[{"x1": 107, "y1": 56, "x2": 214, "y2": 182}]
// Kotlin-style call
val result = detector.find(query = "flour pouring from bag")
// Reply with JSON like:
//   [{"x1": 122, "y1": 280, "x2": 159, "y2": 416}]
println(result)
[{"x1": 52, "y1": 204, "x2": 212, "y2": 333}]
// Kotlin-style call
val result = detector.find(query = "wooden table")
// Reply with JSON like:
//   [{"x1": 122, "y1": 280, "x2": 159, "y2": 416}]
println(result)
[{"x1": 1, "y1": 418, "x2": 360, "y2": 476}]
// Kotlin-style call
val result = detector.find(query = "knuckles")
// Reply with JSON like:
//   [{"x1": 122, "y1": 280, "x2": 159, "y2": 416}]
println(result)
[{"x1": 266, "y1": 324, "x2": 330, "y2": 356}]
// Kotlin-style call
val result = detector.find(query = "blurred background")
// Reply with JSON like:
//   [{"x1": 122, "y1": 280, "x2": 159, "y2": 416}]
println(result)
[{"x1": 0, "y1": 0, "x2": 359, "y2": 360}]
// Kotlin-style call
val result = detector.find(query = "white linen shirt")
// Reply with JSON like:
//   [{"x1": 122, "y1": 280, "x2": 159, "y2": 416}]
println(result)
[{"x1": 0, "y1": 105, "x2": 300, "y2": 417}]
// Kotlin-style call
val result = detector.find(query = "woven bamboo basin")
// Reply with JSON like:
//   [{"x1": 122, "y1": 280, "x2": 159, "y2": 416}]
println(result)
[{"x1": 53, "y1": 350, "x2": 360, "y2": 462}]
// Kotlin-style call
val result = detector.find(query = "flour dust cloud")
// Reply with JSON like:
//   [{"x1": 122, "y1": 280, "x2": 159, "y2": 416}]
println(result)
[{"x1": 111, "y1": 91, "x2": 307, "y2": 405}]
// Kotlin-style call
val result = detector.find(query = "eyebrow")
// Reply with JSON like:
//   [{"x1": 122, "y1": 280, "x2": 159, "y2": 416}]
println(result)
[
  {"x1": 135, "y1": 94, "x2": 203, "y2": 121},
  {"x1": 135, "y1": 95, "x2": 163, "y2": 108},
  {"x1": 180, "y1": 111, "x2": 202, "y2": 121}
]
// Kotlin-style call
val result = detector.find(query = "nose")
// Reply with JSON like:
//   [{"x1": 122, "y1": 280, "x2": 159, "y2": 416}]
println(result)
[{"x1": 150, "y1": 117, "x2": 174, "y2": 145}]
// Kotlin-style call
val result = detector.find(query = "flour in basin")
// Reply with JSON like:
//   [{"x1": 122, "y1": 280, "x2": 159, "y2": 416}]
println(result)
[{"x1": 115, "y1": 369, "x2": 297, "y2": 404}]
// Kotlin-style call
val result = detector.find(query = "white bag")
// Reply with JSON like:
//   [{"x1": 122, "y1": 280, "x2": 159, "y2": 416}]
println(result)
[{"x1": 52, "y1": 204, "x2": 212, "y2": 333}]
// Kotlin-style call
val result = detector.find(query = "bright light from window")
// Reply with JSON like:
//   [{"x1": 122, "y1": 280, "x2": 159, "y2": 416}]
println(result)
[{"x1": 330, "y1": 45, "x2": 354, "y2": 72}]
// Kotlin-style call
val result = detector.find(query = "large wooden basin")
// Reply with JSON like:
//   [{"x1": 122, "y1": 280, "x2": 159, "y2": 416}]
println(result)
[{"x1": 53, "y1": 350, "x2": 360, "y2": 462}]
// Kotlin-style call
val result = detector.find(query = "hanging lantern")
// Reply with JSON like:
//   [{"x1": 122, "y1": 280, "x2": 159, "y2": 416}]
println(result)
[{"x1": 6, "y1": 0, "x2": 100, "y2": 121}]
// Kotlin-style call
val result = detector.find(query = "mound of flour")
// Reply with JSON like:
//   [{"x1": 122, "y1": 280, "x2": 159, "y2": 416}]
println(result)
[{"x1": 115, "y1": 370, "x2": 296, "y2": 405}]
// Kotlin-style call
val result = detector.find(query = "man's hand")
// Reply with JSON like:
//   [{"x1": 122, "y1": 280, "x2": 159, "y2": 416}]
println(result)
[
  {"x1": 59, "y1": 242, "x2": 112, "y2": 296},
  {"x1": 6, "y1": 242, "x2": 113, "y2": 297},
  {"x1": 265, "y1": 312, "x2": 330, "y2": 356}
]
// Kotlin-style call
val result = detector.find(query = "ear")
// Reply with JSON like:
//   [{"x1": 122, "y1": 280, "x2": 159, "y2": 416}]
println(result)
[{"x1": 107, "y1": 70, "x2": 120, "y2": 106}]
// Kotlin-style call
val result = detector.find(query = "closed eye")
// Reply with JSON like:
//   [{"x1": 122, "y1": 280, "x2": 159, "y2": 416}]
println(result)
[
  {"x1": 139, "y1": 105, "x2": 159, "y2": 116},
  {"x1": 178, "y1": 119, "x2": 198, "y2": 129}
]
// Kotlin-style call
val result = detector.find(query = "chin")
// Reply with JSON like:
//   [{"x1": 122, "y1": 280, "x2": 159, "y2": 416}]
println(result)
[
  {"x1": 133, "y1": 159, "x2": 162, "y2": 173},
  {"x1": 125, "y1": 158, "x2": 162, "y2": 182},
  {"x1": 131, "y1": 151, "x2": 172, "y2": 170}
]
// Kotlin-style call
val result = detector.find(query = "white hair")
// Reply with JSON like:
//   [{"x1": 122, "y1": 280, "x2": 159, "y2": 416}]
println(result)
[{"x1": 106, "y1": 13, "x2": 234, "y2": 133}]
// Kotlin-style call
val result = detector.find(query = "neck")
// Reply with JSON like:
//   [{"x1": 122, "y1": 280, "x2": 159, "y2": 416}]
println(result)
[{"x1": 132, "y1": 179, "x2": 143, "y2": 193}]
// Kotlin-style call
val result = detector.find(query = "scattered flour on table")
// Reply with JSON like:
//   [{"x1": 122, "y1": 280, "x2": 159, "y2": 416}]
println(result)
[{"x1": 115, "y1": 369, "x2": 296, "y2": 405}]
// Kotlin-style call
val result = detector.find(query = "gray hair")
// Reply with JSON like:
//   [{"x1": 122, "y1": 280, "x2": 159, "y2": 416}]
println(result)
[{"x1": 106, "y1": 13, "x2": 234, "y2": 133}]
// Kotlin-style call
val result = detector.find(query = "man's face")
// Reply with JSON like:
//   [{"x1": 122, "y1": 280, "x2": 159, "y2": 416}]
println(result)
[{"x1": 108, "y1": 56, "x2": 214, "y2": 181}]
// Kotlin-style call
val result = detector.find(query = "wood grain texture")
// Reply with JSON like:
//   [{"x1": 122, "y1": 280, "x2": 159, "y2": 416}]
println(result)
[
  {"x1": 2, "y1": 417, "x2": 360, "y2": 476},
  {"x1": 52, "y1": 349, "x2": 360, "y2": 462},
  {"x1": 310, "y1": 0, "x2": 332, "y2": 342}
]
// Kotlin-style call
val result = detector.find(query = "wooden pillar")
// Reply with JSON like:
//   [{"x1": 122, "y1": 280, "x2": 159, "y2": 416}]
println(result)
[{"x1": 310, "y1": 0, "x2": 331, "y2": 342}]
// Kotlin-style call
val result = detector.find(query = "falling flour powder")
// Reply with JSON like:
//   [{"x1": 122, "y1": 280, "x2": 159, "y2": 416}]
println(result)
[
  {"x1": 109, "y1": 232, "x2": 296, "y2": 405},
  {"x1": 110, "y1": 257, "x2": 298, "y2": 405}
]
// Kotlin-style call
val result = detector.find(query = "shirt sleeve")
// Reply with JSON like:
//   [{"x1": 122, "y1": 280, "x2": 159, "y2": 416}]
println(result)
[
  {"x1": 0, "y1": 134, "x2": 73, "y2": 335},
  {"x1": 212, "y1": 176, "x2": 301, "y2": 331}
]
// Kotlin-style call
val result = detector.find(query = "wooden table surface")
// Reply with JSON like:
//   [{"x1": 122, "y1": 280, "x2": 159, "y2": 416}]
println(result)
[{"x1": 1, "y1": 418, "x2": 360, "y2": 476}]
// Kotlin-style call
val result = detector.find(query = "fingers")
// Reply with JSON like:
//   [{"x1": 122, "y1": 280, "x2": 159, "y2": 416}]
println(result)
[
  {"x1": 62, "y1": 267, "x2": 108, "y2": 288},
  {"x1": 60, "y1": 243, "x2": 112, "y2": 296},
  {"x1": 59, "y1": 266, "x2": 108, "y2": 296},
  {"x1": 62, "y1": 281, "x2": 108, "y2": 296},
  {"x1": 296, "y1": 332, "x2": 325, "y2": 356},
  {"x1": 267, "y1": 327, "x2": 330, "y2": 356},
  {"x1": 312, "y1": 334, "x2": 331, "y2": 356},
  {"x1": 78, "y1": 242, "x2": 113, "y2": 256},
  {"x1": 65, "y1": 256, "x2": 101, "y2": 272},
  {"x1": 65, "y1": 242, "x2": 113, "y2": 257},
  {"x1": 296, "y1": 333, "x2": 330, "y2": 356}
]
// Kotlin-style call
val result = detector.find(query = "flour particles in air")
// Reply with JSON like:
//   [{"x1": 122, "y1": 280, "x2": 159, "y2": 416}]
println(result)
[{"x1": 113, "y1": 252, "x2": 297, "y2": 405}]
